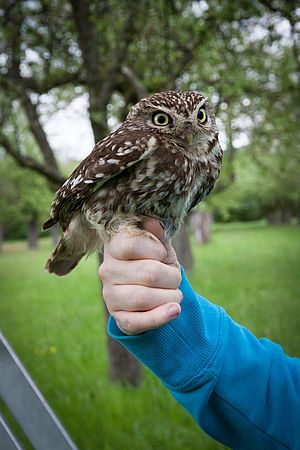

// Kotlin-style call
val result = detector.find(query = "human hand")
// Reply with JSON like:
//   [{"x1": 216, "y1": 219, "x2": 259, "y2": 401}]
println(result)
[{"x1": 99, "y1": 218, "x2": 183, "y2": 335}]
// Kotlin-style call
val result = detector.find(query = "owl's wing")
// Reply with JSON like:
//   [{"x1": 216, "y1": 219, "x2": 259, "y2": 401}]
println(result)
[
  {"x1": 43, "y1": 130, "x2": 158, "y2": 230},
  {"x1": 187, "y1": 182, "x2": 215, "y2": 213}
]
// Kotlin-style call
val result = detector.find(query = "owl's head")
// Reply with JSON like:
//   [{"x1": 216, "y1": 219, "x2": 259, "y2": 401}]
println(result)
[{"x1": 126, "y1": 90, "x2": 218, "y2": 150}]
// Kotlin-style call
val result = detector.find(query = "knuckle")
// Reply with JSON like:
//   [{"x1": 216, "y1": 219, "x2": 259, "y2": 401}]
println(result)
[
  {"x1": 123, "y1": 316, "x2": 138, "y2": 334},
  {"x1": 98, "y1": 263, "x2": 108, "y2": 280},
  {"x1": 120, "y1": 237, "x2": 136, "y2": 259},
  {"x1": 158, "y1": 245, "x2": 167, "y2": 260},
  {"x1": 143, "y1": 264, "x2": 159, "y2": 286},
  {"x1": 131, "y1": 287, "x2": 147, "y2": 310}
]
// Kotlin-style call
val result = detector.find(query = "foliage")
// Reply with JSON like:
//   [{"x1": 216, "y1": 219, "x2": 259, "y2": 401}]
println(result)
[
  {"x1": 209, "y1": 147, "x2": 300, "y2": 222},
  {"x1": 1, "y1": 0, "x2": 299, "y2": 197},
  {"x1": 0, "y1": 224, "x2": 299, "y2": 449},
  {"x1": 0, "y1": 154, "x2": 52, "y2": 239},
  {"x1": 0, "y1": 0, "x2": 299, "y2": 387}
]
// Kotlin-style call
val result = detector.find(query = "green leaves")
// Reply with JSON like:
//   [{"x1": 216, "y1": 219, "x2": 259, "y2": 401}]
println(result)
[{"x1": 0, "y1": 155, "x2": 53, "y2": 237}]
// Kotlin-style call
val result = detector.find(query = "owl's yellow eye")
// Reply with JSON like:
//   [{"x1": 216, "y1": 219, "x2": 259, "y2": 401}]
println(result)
[
  {"x1": 197, "y1": 108, "x2": 207, "y2": 124},
  {"x1": 152, "y1": 112, "x2": 171, "y2": 126}
]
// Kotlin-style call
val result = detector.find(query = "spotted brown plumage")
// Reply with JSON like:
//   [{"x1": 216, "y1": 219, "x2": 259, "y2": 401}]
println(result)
[{"x1": 43, "y1": 91, "x2": 223, "y2": 275}]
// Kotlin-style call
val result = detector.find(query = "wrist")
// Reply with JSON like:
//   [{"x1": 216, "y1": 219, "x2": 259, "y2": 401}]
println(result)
[{"x1": 108, "y1": 267, "x2": 228, "y2": 392}]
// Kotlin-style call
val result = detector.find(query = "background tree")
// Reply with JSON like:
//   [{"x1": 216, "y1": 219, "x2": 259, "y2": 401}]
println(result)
[
  {"x1": 0, "y1": 155, "x2": 53, "y2": 248},
  {"x1": 0, "y1": 0, "x2": 299, "y2": 384}
]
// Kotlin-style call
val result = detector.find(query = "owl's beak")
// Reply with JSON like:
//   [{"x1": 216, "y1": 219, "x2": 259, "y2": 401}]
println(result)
[
  {"x1": 186, "y1": 132, "x2": 194, "y2": 145},
  {"x1": 184, "y1": 121, "x2": 195, "y2": 145}
]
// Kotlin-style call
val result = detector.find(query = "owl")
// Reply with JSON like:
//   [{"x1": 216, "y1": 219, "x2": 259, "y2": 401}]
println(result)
[{"x1": 43, "y1": 91, "x2": 223, "y2": 275}]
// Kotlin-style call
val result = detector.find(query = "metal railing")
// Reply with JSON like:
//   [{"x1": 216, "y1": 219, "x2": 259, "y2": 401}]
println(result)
[{"x1": 0, "y1": 331, "x2": 78, "y2": 450}]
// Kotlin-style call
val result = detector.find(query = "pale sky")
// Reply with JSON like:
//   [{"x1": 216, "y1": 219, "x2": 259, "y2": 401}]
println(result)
[{"x1": 44, "y1": 95, "x2": 95, "y2": 162}]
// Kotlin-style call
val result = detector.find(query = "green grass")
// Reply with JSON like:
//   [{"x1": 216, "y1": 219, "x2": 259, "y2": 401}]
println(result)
[{"x1": 0, "y1": 224, "x2": 299, "y2": 450}]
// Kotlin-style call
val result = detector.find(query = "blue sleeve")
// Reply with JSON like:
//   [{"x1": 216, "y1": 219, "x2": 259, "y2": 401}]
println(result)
[{"x1": 108, "y1": 268, "x2": 300, "y2": 450}]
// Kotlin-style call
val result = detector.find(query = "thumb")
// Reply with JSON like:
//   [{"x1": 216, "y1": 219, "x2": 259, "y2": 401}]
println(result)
[
  {"x1": 141, "y1": 217, "x2": 180, "y2": 270},
  {"x1": 141, "y1": 217, "x2": 165, "y2": 243}
]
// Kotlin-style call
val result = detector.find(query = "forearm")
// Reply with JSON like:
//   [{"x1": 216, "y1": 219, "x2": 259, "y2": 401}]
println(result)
[
  {"x1": 108, "y1": 269, "x2": 300, "y2": 449},
  {"x1": 170, "y1": 307, "x2": 300, "y2": 449}
]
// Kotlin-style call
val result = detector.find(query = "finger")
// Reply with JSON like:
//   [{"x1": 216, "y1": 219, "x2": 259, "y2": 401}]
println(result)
[
  {"x1": 106, "y1": 285, "x2": 183, "y2": 312},
  {"x1": 107, "y1": 228, "x2": 166, "y2": 261},
  {"x1": 100, "y1": 259, "x2": 181, "y2": 289},
  {"x1": 141, "y1": 218, "x2": 180, "y2": 270},
  {"x1": 113, "y1": 302, "x2": 181, "y2": 335},
  {"x1": 141, "y1": 217, "x2": 165, "y2": 242}
]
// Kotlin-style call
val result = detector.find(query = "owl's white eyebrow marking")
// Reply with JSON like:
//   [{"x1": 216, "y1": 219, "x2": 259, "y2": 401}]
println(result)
[{"x1": 198, "y1": 97, "x2": 208, "y2": 108}]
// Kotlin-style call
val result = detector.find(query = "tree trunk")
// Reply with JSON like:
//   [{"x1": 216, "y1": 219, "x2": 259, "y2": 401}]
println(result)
[
  {"x1": 172, "y1": 218, "x2": 194, "y2": 271},
  {"x1": 266, "y1": 210, "x2": 280, "y2": 225},
  {"x1": 103, "y1": 304, "x2": 142, "y2": 386},
  {"x1": 27, "y1": 215, "x2": 38, "y2": 249},
  {"x1": 98, "y1": 252, "x2": 142, "y2": 386},
  {"x1": 280, "y1": 206, "x2": 292, "y2": 224},
  {"x1": 191, "y1": 211, "x2": 212, "y2": 244}
]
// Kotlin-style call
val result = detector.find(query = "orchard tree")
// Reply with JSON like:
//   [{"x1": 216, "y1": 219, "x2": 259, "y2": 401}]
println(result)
[
  {"x1": 0, "y1": 155, "x2": 53, "y2": 248},
  {"x1": 1, "y1": 0, "x2": 299, "y2": 385}
]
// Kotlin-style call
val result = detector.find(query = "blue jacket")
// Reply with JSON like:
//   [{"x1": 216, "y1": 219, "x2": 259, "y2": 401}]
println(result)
[{"x1": 108, "y1": 269, "x2": 300, "y2": 449}]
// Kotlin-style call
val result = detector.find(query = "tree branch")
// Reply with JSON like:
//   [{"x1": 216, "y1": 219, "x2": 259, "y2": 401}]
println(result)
[
  {"x1": 70, "y1": 0, "x2": 112, "y2": 140},
  {"x1": 20, "y1": 71, "x2": 84, "y2": 94},
  {"x1": 0, "y1": 136, "x2": 65, "y2": 189},
  {"x1": 18, "y1": 84, "x2": 61, "y2": 175},
  {"x1": 121, "y1": 65, "x2": 148, "y2": 99},
  {"x1": 2, "y1": 1, "x2": 63, "y2": 190}
]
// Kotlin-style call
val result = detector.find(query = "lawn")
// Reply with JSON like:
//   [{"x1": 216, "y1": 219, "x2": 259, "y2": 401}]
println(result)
[{"x1": 0, "y1": 223, "x2": 299, "y2": 450}]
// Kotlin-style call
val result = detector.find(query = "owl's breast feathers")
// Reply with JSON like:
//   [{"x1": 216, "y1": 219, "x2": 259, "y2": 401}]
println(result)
[
  {"x1": 43, "y1": 127, "x2": 222, "y2": 237},
  {"x1": 83, "y1": 133, "x2": 223, "y2": 238}
]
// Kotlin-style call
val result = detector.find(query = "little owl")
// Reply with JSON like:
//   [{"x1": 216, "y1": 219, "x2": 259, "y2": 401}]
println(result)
[{"x1": 43, "y1": 90, "x2": 223, "y2": 275}]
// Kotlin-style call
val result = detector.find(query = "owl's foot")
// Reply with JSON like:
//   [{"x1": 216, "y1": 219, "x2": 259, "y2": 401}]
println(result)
[
  {"x1": 124, "y1": 224, "x2": 161, "y2": 244},
  {"x1": 106, "y1": 216, "x2": 165, "y2": 244}
]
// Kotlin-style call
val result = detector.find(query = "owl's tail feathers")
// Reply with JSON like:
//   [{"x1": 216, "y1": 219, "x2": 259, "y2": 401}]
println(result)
[
  {"x1": 45, "y1": 237, "x2": 85, "y2": 276},
  {"x1": 45, "y1": 215, "x2": 101, "y2": 276}
]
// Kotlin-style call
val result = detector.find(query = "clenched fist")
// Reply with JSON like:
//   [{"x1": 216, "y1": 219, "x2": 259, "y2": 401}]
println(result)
[{"x1": 99, "y1": 218, "x2": 183, "y2": 335}]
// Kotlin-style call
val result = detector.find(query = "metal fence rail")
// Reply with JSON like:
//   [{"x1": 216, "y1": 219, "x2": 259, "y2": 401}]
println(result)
[
  {"x1": 0, "y1": 331, "x2": 78, "y2": 450},
  {"x1": 0, "y1": 412, "x2": 23, "y2": 450}
]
